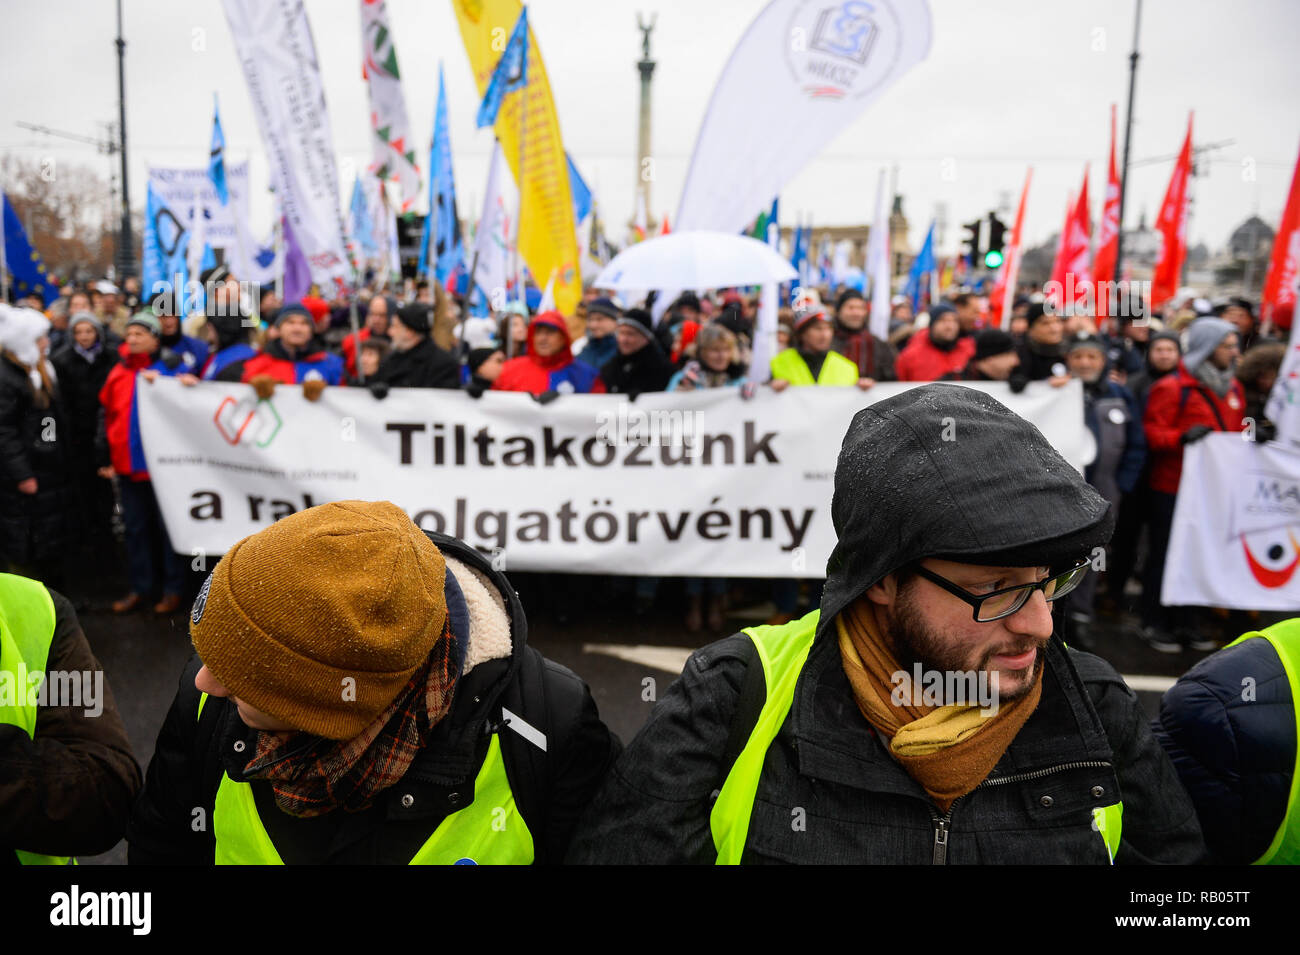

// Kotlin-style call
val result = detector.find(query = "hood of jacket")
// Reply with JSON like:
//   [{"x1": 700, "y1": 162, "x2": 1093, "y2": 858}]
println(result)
[
  {"x1": 1182, "y1": 317, "x2": 1235, "y2": 374},
  {"x1": 816, "y1": 383, "x2": 1114, "y2": 643},
  {"x1": 526, "y1": 311, "x2": 575, "y2": 370}
]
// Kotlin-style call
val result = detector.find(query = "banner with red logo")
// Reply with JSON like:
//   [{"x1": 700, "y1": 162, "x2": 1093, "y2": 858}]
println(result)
[
  {"x1": 1164, "y1": 434, "x2": 1300, "y2": 611},
  {"x1": 1151, "y1": 115, "x2": 1193, "y2": 312},
  {"x1": 1093, "y1": 106, "x2": 1121, "y2": 325},
  {"x1": 1261, "y1": 141, "x2": 1300, "y2": 333},
  {"x1": 135, "y1": 378, "x2": 1093, "y2": 576}
]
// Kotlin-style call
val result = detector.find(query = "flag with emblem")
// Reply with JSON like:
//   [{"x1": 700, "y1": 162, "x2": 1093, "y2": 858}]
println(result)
[
  {"x1": 2, "y1": 193, "x2": 56, "y2": 306},
  {"x1": 418, "y1": 63, "x2": 464, "y2": 283},
  {"x1": 476, "y1": 7, "x2": 529, "y2": 128},
  {"x1": 361, "y1": 0, "x2": 420, "y2": 213}
]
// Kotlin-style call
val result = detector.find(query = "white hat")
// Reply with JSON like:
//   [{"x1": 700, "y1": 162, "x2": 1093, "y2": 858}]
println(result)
[{"x1": 95, "y1": 280, "x2": 120, "y2": 295}]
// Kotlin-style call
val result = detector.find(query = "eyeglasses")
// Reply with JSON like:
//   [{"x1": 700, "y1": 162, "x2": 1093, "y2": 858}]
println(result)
[{"x1": 913, "y1": 560, "x2": 1091, "y2": 623}]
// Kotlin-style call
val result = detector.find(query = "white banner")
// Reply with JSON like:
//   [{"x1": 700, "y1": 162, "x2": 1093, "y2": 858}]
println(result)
[
  {"x1": 139, "y1": 379, "x2": 1093, "y2": 576},
  {"x1": 1164, "y1": 434, "x2": 1300, "y2": 611},
  {"x1": 1265, "y1": 313, "x2": 1300, "y2": 452},
  {"x1": 147, "y1": 163, "x2": 251, "y2": 258},
  {"x1": 222, "y1": 0, "x2": 351, "y2": 293},
  {"x1": 674, "y1": 0, "x2": 931, "y2": 233}
]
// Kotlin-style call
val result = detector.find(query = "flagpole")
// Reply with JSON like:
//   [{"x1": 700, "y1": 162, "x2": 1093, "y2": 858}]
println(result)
[
  {"x1": 510, "y1": 33, "x2": 527, "y2": 360},
  {"x1": 0, "y1": 191, "x2": 10, "y2": 303},
  {"x1": 1114, "y1": 0, "x2": 1142, "y2": 285}
]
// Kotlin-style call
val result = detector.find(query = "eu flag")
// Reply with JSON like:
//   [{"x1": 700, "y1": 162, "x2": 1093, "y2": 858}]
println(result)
[{"x1": 2, "y1": 193, "x2": 56, "y2": 306}]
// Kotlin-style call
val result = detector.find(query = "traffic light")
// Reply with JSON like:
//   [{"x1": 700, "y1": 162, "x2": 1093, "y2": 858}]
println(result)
[
  {"x1": 984, "y1": 213, "x2": 1007, "y2": 269},
  {"x1": 961, "y1": 219, "x2": 982, "y2": 265}
]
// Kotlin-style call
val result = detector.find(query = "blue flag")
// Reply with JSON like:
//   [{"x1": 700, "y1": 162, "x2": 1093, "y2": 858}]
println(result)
[
  {"x1": 209, "y1": 95, "x2": 228, "y2": 206},
  {"x1": 567, "y1": 153, "x2": 592, "y2": 225},
  {"x1": 904, "y1": 220, "x2": 936, "y2": 310},
  {"x1": 2, "y1": 193, "x2": 56, "y2": 306},
  {"x1": 476, "y1": 8, "x2": 529, "y2": 128},
  {"x1": 421, "y1": 64, "x2": 464, "y2": 283},
  {"x1": 142, "y1": 182, "x2": 190, "y2": 303},
  {"x1": 351, "y1": 176, "x2": 378, "y2": 258}
]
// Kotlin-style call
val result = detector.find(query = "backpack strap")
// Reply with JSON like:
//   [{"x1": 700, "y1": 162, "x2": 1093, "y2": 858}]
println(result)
[
  {"x1": 496, "y1": 646, "x2": 553, "y2": 863},
  {"x1": 1178, "y1": 382, "x2": 1229, "y2": 431}
]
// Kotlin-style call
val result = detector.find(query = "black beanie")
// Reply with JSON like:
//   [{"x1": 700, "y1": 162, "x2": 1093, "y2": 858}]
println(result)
[
  {"x1": 1026, "y1": 302, "x2": 1049, "y2": 325},
  {"x1": 617, "y1": 308, "x2": 655, "y2": 339},
  {"x1": 395, "y1": 303, "x2": 431, "y2": 336},
  {"x1": 973, "y1": 328, "x2": 1016, "y2": 361},
  {"x1": 836, "y1": 288, "x2": 866, "y2": 312},
  {"x1": 468, "y1": 347, "x2": 501, "y2": 375},
  {"x1": 275, "y1": 303, "x2": 313, "y2": 327}
]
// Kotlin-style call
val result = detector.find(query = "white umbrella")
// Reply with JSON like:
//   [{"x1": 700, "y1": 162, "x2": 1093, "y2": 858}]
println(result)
[{"x1": 593, "y1": 230, "x2": 796, "y2": 290}]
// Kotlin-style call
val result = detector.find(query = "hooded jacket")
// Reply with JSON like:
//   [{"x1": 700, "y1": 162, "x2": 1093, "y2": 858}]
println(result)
[
  {"x1": 894, "y1": 327, "x2": 975, "y2": 381},
  {"x1": 568, "y1": 385, "x2": 1204, "y2": 864},
  {"x1": 234, "y1": 337, "x2": 346, "y2": 386},
  {"x1": 494, "y1": 312, "x2": 605, "y2": 396},
  {"x1": 127, "y1": 531, "x2": 620, "y2": 865}
]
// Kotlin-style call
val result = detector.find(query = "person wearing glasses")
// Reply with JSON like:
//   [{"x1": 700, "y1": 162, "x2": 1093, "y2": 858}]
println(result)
[{"x1": 567, "y1": 383, "x2": 1206, "y2": 864}]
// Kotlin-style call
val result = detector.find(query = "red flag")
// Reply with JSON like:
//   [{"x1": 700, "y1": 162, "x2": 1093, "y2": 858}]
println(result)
[
  {"x1": 1261, "y1": 141, "x2": 1300, "y2": 334},
  {"x1": 992, "y1": 167, "x2": 1032, "y2": 328},
  {"x1": 660, "y1": 212, "x2": 671, "y2": 236},
  {"x1": 1051, "y1": 168, "x2": 1092, "y2": 310},
  {"x1": 1048, "y1": 192, "x2": 1073, "y2": 309},
  {"x1": 1151, "y1": 114, "x2": 1194, "y2": 312},
  {"x1": 1093, "y1": 105, "x2": 1121, "y2": 327}
]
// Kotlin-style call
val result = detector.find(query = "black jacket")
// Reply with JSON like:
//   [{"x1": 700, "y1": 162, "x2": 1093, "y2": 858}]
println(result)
[
  {"x1": 50, "y1": 339, "x2": 116, "y2": 453},
  {"x1": 370, "y1": 337, "x2": 461, "y2": 390},
  {"x1": 0, "y1": 356, "x2": 69, "y2": 565},
  {"x1": 567, "y1": 632, "x2": 1206, "y2": 864},
  {"x1": 1154, "y1": 634, "x2": 1295, "y2": 864},
  {"x1": 127, "y1": 532, "x2": 620, "y2": 865},
  {"x1": 1, "y1": 586, "x2": 141, "y2": 861},
  {"x1": 1016, "y1": 339, "x2": 1069, "y2": 381},
  {"x1": 600, "y1": 341, "x2": 674, "y2": 398}
]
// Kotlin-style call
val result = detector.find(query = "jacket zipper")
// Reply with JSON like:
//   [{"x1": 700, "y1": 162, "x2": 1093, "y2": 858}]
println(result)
[{"x1": 926, "y1": 760, "x2": 1113, "y2": 864}]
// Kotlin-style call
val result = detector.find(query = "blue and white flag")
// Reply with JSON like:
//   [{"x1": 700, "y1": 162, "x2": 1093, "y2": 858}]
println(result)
[
  {"x1": 142, "y1": 181, "x2": 190, "y2": 302},
  {"x1": 567, "y1": 153, "x2": 592, "y2": 226},
  {"x1": 350, "y1": 175, "x2": 378, "y2": 259},
  {"x1": 208, "y1": 95, "x2": 229, "y2": 206},
  {"x1": 475, "y1": 7, "x2": 528, "y2": 128},
  {"x1": 420, "y1": 63, "x2": 464, "y2": 283},
  {"x1": 904, "y1": 220, "x2": 936, "y2": 309}
]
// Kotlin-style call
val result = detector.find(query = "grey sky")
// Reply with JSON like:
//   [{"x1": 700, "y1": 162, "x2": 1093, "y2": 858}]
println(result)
[{"x1": 3, "y1": 0, "x2": 1298, "y2": 261}]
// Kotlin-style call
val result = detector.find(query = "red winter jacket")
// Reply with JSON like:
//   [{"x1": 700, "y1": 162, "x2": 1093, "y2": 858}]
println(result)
[
  {"x1": 493, "y1": 312, "x2": 606, "y2": 396},
  {"x1": 1143, "y1": 362, "x2": 1246, "y2": 495},
  {"x1": 894, "y1": 329, "x2": 976, "y2": 382},
  {"x1": 98, "y1": 346, "x2": 170, "y2": 481}
]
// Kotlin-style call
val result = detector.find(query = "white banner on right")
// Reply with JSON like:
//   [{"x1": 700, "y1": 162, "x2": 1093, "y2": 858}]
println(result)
[{"x1": 1164, "y1": 434, "x2": 1300, "y2": 611}]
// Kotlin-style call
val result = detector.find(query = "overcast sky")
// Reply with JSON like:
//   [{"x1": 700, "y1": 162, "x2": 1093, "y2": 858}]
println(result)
[{"x1": 3, "y1": 0, "x2": 1298, "y2": 259}]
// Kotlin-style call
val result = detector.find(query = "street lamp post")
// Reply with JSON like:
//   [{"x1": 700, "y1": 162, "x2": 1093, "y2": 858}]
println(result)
[{"x1": 114, "y1": 0, "x2": 135, "y2": 278}]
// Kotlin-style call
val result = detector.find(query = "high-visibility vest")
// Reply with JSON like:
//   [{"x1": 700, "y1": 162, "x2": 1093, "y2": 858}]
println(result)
[
  {"x1": 769, "y1": 348, "x2": 860, "y2": 387},
  {"x1": 1223, "y1": 618, "x2": 1300, "y2": 866},
  {"x1": 708, "y1": 609, "x2": 1124, "y2": 864},
  {"x1": 200, "y1": 693, "x2": 535, "y2": 865},
  {"x1": 0, "y1": 573, "x2": 75, "y2": 866}
]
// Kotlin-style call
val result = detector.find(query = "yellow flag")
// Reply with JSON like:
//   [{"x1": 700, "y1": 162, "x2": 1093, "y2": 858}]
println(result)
[{"x1": 454, "y1": 0, "x2": 581, "y2": 320}]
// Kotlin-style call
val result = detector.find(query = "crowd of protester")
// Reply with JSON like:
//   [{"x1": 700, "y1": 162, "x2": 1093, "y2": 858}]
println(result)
[{"x1": 0, "y1": 263, "x2": 1288, "y2": 653}]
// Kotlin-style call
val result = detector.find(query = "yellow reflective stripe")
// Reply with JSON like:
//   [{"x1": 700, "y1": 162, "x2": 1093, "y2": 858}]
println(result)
[
  {"x1": 1226, "y1": 619, "x2": 1300, "y2": 865},
  {"x1": 14, "y1": 850, "x2": 78, "y2": 865},
  {"x1": 197, "y1": 691, "x2": 208, "y2": 720},
  {"x1": 710, "y1": 610, "x2": 819, "y2": 865},
  {"x1": 213, "y1": 734, "x2": 533, "y2": 865},
  {"x1": 1092, "y1": 802, "x2": 1123, "y2": 863}
]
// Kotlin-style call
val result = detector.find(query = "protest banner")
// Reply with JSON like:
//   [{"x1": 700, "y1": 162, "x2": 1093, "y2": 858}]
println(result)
[{"x1": 138, "y1": 379, "x2": 1095, "y2": 576}]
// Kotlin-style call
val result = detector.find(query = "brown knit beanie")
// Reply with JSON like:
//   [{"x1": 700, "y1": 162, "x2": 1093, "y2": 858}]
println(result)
[{"x1": 190, "y1": 500, "x2": 447, "y2": 740}]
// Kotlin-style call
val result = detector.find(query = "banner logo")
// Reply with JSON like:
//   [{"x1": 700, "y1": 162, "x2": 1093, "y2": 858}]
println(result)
[
  {"x1": 1233, "y1": 473, "x2": 1300, "y2": 589},
  {"x1": 787, "y1": 0, "x2": 900, "y2": 100},
  {"x1": 213, "y1": 395, "x2": 282, "y2": 448}
]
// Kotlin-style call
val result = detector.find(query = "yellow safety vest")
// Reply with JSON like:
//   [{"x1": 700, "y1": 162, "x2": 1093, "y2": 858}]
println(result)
[
  {"x1": 0, "y1": 573, "x2": 75, "y2": 866},
  {"x1": 769, "y1": 348, "x2": 860, "y2": 386},
  {"x1": 200, "y1": 693, "x2": 535, "y2": 865},
  {"x1": 709, "y1": 609, "x2": 1123, "y2": 864},
  {"x1": 1223, "y1": 618, "x2": 1300, "y2": 865}
]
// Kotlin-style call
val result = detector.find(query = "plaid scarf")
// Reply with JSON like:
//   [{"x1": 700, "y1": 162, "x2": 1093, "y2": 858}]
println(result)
[{"x1": 239, "y1": 618, "x2": 461, "y2": 818}]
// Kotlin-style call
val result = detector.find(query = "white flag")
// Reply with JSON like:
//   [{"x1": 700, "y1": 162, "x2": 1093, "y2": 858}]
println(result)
[
  {"x1": 360, "y1": 0, "x2": 421, "y2": 212},
  {"x1": 471, "y1": 141, "x2": 519, "y2": 307},
  {"x1": 868, "y1": 169, "x2": 892, "y2": 340},
  {"x1": 1264, "y1": 304, "x2": 1300, "y2": 452},
  {"x1": 222, "y1": 0, "x2": 351, "y2": 294},
  {"x1": 675, "y1": 0, "x2": 931, "y2": 233}
]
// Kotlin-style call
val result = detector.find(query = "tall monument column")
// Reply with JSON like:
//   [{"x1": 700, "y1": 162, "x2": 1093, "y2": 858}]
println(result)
[{"x1": 634, "y1": 14, "x2": 656, "y2": 238}]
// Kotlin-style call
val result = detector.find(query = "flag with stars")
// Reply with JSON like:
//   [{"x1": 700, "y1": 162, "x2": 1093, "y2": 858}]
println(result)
[{"x1": 2, "y1": 193, "x2": 56, "y2": 306}]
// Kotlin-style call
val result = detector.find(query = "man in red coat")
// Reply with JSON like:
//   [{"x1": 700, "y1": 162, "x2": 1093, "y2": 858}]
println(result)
[
  {"x1": 492, "y1": 311, "x2": 605, "y2": 397},
  {"x1": 894, "y1": 305, "x2": 975, "y2": 382},
  {"x1": 1140, "y1": 318, "x2": 1245, "y2": 652}
]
